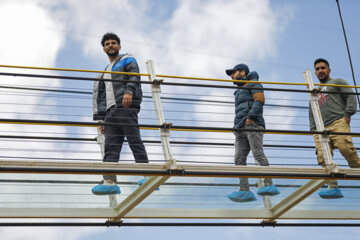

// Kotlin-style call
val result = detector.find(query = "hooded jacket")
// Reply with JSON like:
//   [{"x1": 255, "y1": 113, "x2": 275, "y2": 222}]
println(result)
[
  {"x1": 93, "y1": 53, "x2": 143, "y2": 121},
  {"x1": 233, "y1": 71, "x2": 265, "y2": 128}
]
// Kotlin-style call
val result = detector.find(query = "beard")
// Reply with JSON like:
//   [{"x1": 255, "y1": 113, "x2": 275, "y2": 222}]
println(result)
[
  {"x1": 236, "y1": 75, "x2": 243, "y2": 80},
  {"x1": 106, "y1": 49, "x2": 119, "y2": 58},
  {"x1": 318, "y1": 75, "x2": 329, "y2": 83}
]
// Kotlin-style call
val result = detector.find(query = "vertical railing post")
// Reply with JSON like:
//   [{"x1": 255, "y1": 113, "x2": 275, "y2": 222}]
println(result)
[
  {"x1": 146, "y1": 60, "x2": 177, "y2": 168},
  {"x1": 304, "y1": 70, "x2": 337, "y2": 171},
  {"x1": 257, "y1": 178, "x2": 272, "y2": 209},
  {"x1": 96, "y1": 129, "x2": 117, "y2": 208}
]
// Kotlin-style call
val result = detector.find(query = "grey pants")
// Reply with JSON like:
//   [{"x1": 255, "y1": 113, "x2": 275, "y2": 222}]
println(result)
[{"x1": 234, "y1": 124, "x2": 272, "y2": 191}]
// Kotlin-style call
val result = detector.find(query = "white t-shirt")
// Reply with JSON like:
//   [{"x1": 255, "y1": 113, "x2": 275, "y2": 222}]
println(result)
[{"x1": 104, "y1": 61, "x2": 116, "y2": 110}]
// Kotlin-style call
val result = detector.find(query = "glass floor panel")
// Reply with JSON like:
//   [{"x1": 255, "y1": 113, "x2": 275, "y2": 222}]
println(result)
[{"x1": 0, "y1": 173, "x2": 359, "y2": 214}]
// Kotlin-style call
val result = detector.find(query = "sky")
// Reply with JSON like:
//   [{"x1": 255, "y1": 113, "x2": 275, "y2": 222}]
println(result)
[{"x1": 0, "y1": 0, "x2": 360, "y2": 239}]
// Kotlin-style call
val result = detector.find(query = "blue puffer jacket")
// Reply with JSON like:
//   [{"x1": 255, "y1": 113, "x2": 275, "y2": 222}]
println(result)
[{"x1": 234, "y1": 71, "x2": 265, "y2": 128}]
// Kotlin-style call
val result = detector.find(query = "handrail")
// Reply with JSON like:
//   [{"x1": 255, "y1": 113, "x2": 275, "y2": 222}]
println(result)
[{"x1": 1, "y1": 64, "x2": 359, "y2": 88}]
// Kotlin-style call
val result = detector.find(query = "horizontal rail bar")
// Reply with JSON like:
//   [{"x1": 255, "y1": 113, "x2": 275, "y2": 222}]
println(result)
[
  {"x1": 0, "y1": 221, "x2": 359, "y2": 227},
  {"x1": 1, "y1": 208, "x2": 360, "y2": 220},
  {"x1": 0, "y1": 64, "x2": 149, "y2": 76},
  {"x1": 1, "y1": 71, "x2": 360, "y2": 95},
  {"x1": 0, "y1": 160, "x2": 359, "y2": 179},
  {"x1": 1, "y1": 64, "x2": 359, "y2": 88},
  {"x1": 1, "y1": 118, "x2": 360, "y2": 136}
]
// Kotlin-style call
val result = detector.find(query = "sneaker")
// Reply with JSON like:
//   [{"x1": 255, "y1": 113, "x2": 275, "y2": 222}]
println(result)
[
  {"x1": 257, "y1": 185, "x2": 280, "y2": 196},
  {"x1": 92, "y1": 181, "x2": 121, "y2": 195},
  {"x1": 227, "y1": 191, "x2": 257, "y2": 202},
  {"x1": 137, "y1": 178, "x2": 160, "y2": 190},
  {"x1": 318, "y1": 188, "x2": 344, "y2": 199}
]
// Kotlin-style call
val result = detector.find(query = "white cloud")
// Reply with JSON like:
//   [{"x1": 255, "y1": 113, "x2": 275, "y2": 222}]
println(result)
[
  {"x1": 163, "y1": 0, "x2": 286, "y2": 76},
  {"x1": 52, "y1": 0, "x2": 151, "y2": 64},
  {"x1": 40, "y1": 0, "x2": 293, "y2": 166},
  {"x1": 0, "y1": 0, "x2": 66, "y2": 156},
  {"x1": 36, "y1": 0, "x2": 293, "y2": 75},
  {"x1": 0, "y1": 1, "x2": 298, "y2": 238},
  {"x1": 0, "y1": 224, "x2": 102, "y2": 240},
  {"x1": 0, "y1": 4, "x2": 102, "y2": 237},
  {"x1": 0, "y1": 1, "x2": 64, "y2": 67}
]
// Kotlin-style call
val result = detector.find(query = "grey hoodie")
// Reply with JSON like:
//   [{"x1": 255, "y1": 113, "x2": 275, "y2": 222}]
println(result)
[{"x1": 309, "y1": 78, "x2": 357, "y2": 131}]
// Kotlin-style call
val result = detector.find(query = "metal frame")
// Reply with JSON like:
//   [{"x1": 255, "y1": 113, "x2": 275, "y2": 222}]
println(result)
[
  {"x1": 146, "y1": 60, "x2": 177, "y2": 168},
  {"x1": 1, "y1": 159, "x2": 360, "y2": 178},
  {"x1": 304, "y1": 70, "x2": 337, "y2": 171},
  {"x1": 0, "y1": 67, "x2": 359, "y2": 222},
  {"x1": 95, "y1": 129, "x2": 117, "y2": 207},
  {"x1": 111, "y1": 175, "x2": 169, "y2": 221},
  {"x1": 1, "y1": 208, "x2": 360, "y2": 220},
  {"x1": 265, "y1": 179, "x2": 327, "y2": 222}
]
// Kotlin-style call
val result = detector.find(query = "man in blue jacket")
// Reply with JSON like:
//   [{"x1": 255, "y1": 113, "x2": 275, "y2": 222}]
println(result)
[
  {"x1": 92, "y1": 32, "x2": 148, "y2": 195},
  {"x1": 225, "y1": 64, "x2": 279, "y2": 202}
]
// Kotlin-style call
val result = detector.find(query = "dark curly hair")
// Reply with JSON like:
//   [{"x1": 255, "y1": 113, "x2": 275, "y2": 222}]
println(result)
[
  {"x1": 101, "y1": 32, "x2": 120, "y2": 47},
  {"x1": 314, "y1": 58, "x2": 330, "y2": 68}
]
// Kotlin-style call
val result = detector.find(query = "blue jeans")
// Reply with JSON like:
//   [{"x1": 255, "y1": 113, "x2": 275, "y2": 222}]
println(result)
[
  {"x1": 103, "y1": 107, "x2": 148, "y2": 182},
  {"x1": 234, "y1": 124, "x2": 272, "y2": 191}
]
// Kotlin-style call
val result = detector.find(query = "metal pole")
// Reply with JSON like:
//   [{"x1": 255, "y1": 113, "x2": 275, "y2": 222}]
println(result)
[
  {"x1": 255, "y1": 167, "x2": 272, "y2": 209},
  {"x1": 146, "y1": 60, "x2": 177, "y2": 168},
  {"x1": 304, "y1": 70, "x2": 336, "y2": 171},
  {"x1": 96, "y1": 129, "x2": 117, "y2": 208},
  {"x1": 336, "y1": 0, "x2": 360, "y2": 106}
]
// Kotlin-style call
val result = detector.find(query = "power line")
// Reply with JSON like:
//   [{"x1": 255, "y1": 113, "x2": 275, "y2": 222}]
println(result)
[{"x1": 336, "y1": 0, "x2": 360, "y2": 105}]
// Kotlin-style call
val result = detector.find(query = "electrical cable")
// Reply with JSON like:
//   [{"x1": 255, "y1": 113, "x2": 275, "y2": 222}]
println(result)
[{"x1": 336, "y1": 0, "x2": 360, "y2": 105}]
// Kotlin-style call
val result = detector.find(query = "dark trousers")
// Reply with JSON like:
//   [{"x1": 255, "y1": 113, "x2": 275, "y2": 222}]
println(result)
[{"x1": 103, "y1": 107, "x2": 148, "y2": 182}]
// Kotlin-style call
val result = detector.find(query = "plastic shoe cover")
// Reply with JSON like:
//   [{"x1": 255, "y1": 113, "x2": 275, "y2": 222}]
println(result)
[
  {"x1": 137, "y1": 178, "x2": 160, "y2": 190},
  {"x1": 92, "y1": 184, "x2": 121, "y2": 195},
  {"x1": 318, "y1": 188, "x2": 344, "y2": 199},
  {"x1": 227, "y1": 191, "x2": 256, "y2": 202},
  {"x1": 257, "y1": 185, "x2": 280, "y2": 196}
]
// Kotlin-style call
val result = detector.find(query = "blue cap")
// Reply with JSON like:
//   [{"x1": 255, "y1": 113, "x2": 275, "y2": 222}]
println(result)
[{"x1": 226, "y1": 64, "x2": 249, "y2": 76}]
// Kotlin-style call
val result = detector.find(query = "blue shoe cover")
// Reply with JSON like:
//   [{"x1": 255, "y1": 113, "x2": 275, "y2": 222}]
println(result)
[
  {"x1": 257, "y1": 185, "x2": 280, "y2": 196},
  {"x1": 92, "y1": 184, "x2": 121, "y2": 195},
  {"x1": 227, "y1": 191, "x2": 256, "y2": 202},
  {"x1": 318, "y1": 188, "x2": 344, "y2": 199},
  {"x1": 137, "y1": 178, "x2": 160, "y2": 190}
]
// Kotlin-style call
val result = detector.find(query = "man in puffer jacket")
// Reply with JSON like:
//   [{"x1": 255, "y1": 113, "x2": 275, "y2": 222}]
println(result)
[
  {"x1": 92, "y1": 32, "x2": 149, "y2": 195},
  {"x1": 225, "y1": 64, "x2": 279, "y2": 202}
]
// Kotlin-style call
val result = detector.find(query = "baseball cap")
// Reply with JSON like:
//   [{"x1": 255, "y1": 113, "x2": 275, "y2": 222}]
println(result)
[{"x1": 226, "y1": 64, "x2": 249, "y2": 76}]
